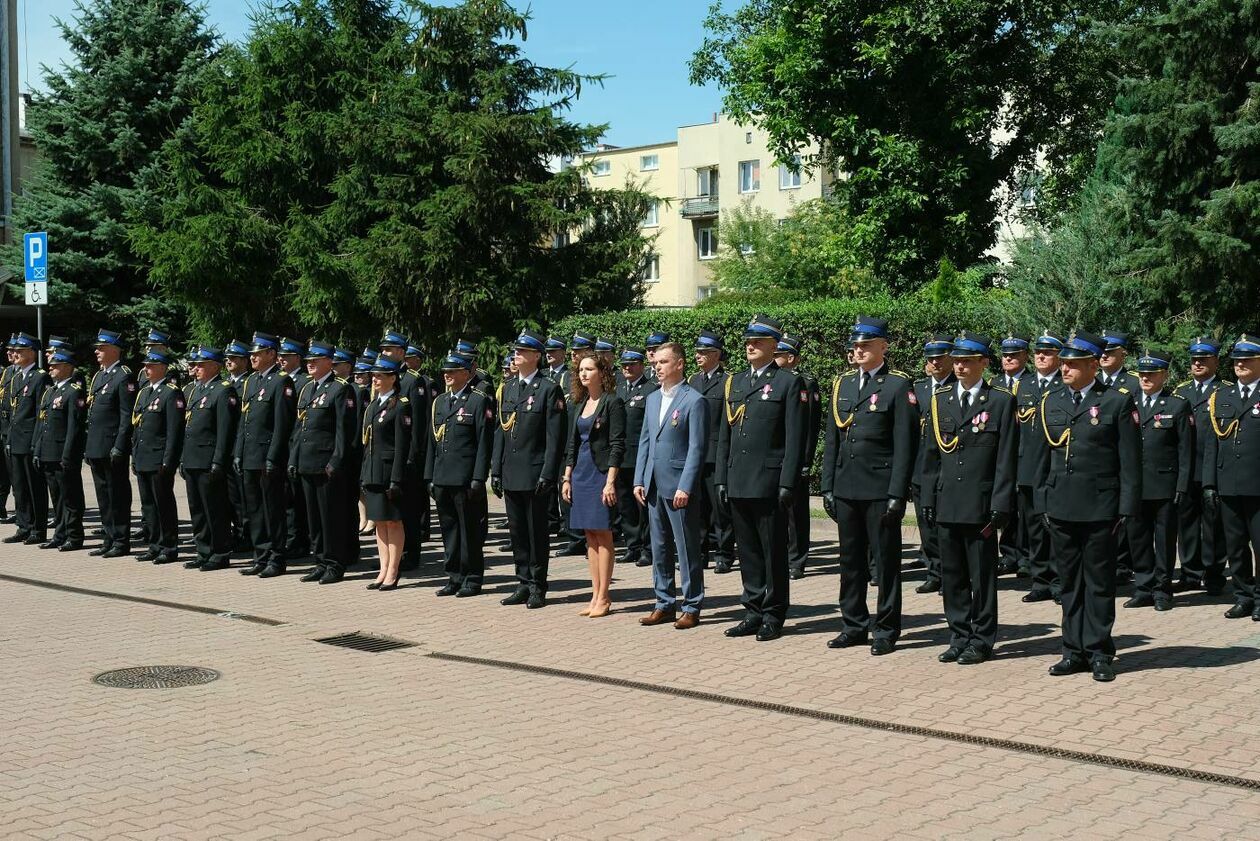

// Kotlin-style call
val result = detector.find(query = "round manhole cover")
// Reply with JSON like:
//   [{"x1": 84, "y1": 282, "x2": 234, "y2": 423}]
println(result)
[{"x1": 93, "y1": 666, "x2": 221, "y2": 689}]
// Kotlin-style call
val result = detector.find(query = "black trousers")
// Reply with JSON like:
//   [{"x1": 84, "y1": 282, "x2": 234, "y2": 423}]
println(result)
[
  {"x1": 343, "y1": 457, "x2": 362, "y2": 566},
  {"x1": 10, "y1": 452, "x2": 47, "y2": 537},
  {"x1": 615, "y1": 469, "x2": 647, "y2": 560},
  {"x1": 998, "y1": 503, "x2": 1026, "y2": 570},
  {"x1": 834, "y1": 496, "x2": 902, "y2": 641},
  {"x1": 434, "y1": 484, "x2": 486, "y2": 588},
  {"x1": 286, "y1": 473, "x2": 310, "y2": 556},
  {"x1": 787, "y1": 473, "x2": 811, "y2": 574},
  {"x1": 0, "y1": 439, "x2": 10, "y2": 513},
  {"x1": 400, "y1": 470, "x2": 424, "y2": 566},
  {"x1": 504, "y1": 489, "x2": 549, "y2": 594},
  {"x1": 912, "y1": 482, "x2": 941, "y2": 583},
  {"x1": 242, "y1": 467, "x2": 287, "y2": 563},
  {"x1": 44, "y1": 462, "x2": 84, "y2": 545},
  {"x1": 729, "y1": 495, "x2": 790, "y2": 626},
  {"x1": 1177, "y1": 481, "x2": 1227, "y2": 587},
  {"x1": 1127, "y1": 497, "x2": 1177, "y2": 598},
  {"x1": 698, "y1": 463, "x2": 734, "y2": 565},
  {"x1": 1046, "y1": 517, "x2": 1116, "y2": 662},
  {"x1": 939, "y1": 522, "x2": 998, "y2": 652},
  {"x1": 185, "y1": 468, "x2": 232, "y2": 562},
  {"x1": 226, "y1": 461, "x2": 247, "y2": 544},
  {"x1": 1220, "y1": 495, "x2": 1260, "y2": 604},
  {"x1": 137, "y1": 468, "x2": 178, "y2": 558},
  {"x1": 1019, "y1": 486, "x2": 1058, "y2": 594},
  {"x1": 88, "y1": 457, "x2": 131, "y2": 550},
  {"x1": 302, "y1": 472, "x2": 348, "y2": 574}
]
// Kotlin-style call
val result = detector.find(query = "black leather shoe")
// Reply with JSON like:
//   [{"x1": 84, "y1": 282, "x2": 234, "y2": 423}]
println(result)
[
  {"x1": 88, "y1": 547, "x2": 107, "y2": 556},
  {"x1": 1172, "y1": 577, "x2": 1202, "y2": 593},
  {"x1": 1092, "y1": 660, "x2": 1116, "y2": 682},
  {"x1": 1224, "y1": 602, "x2": 1254, "y2": 619},
  {"x1": 436, "y1": 583, "x2": 459, "y2": 597},
  {"x1": 827, "y1": 631, "x2": 867, "y2": 649},
  {"x1": 378, "y1": 581, "x2": 398, "y2": 591},
  {"x1": 2, "y1": 532, "x2": 30, "y2": 544},
  {"x1": 136, "y1": 551, "x2": 159, "y2": 563},
  {"x1": 526, "y1": 592, "x2": 546, "y2": 609},
  {"x1": 1048, "y1": 657, "x2": 1090, "y2": 676},
  {"x1": 870, "y1": 639, "x2": 895, "y2": 656},
  {"x1": 1253, "y1": 610, "x2": 1260, "y2": 622},
  {"x1": 1205, "y1": 580, "x2": 1227, "y2": 597},
  {"x1": 455, "y1": 586, "x2": 481, "y2": 598},
  {"x1": 755, "y1": 624, "x2": 782, "y2": 642},
  {"x1": 39, "y1": 539, "x2": 63, "y2": 549},
  {"x1": 501, "y1": 588, "x2": 530, "y2": 606},
  {"x1": 938, "y1": 646, "x2": 964, "y2": 663},
  {"x1": 102, "y1": 546, "x2": 129, "y2": 558},
  {"x1": 239, "y1": 562, "x2": 266, "y2": 576},
  {"x1": 725, "y1": 618, "x2": 762, "y2": 638},
  {"x1": 199, "y1": 559, "x2": 230, "y2": 572},
  {"x1": 366, "y1": 581, "x2": 382, "y2": 590},
  {"x1": 184, "y1": 558, "x2": 206, "y2": 569},
  {"x1": 153, "y1": 555, "x2": 180, "y2": 565},
  {"x1": 1116, "y1": 567, "x2": 1133, "y2": 584},
  {"x1": 714, "y1": 561, "x2": 734, "y2": 574},
  {"x1": 130, "y1": 530, "x2": 148, "y2": 543},
  {"x1": 1154, "y1": 597, "x2": 1173, "y2": 612},
  {"x1": 634, "y1": 557, "x2": 652, "y2": 568},
  {"x1": 1022, "y1": 588, "x2": 1053, "y2": 603},
  {"x1": 1123, "y1": 594, "x2": 1154, "y2": 609},
  {"x1": 915, "y1": 578, "x2": 941, "y2": 594},
  {"x1": 552, "y1": 543, "x2": 585, "y2": 558},
  {"x1": 90, "y1": 527, "x2": 105, "y2": 537},
  {"x1": 789, "y1": 567, "x2": 804, "y2": 581},
  {"x1": 24, "y1": 534, "x2": 47, "y2": 545},
  {"x1": 1053, "y1": 593, "x2": 1062, "y2": 605},
  {"x1": 318, "y1": 570, "x2": 344, "y2": 585},
  {"x1": 996, "y1": 559, "x2": 1019, "y2": 576},
  {"x1": 260, "y1": 564, "x2": 288, "y2": 579},
  {"x1": 0, "y1": 514, "x2": 15, "y2": 525},
  {"x1": 57, "y1": 543, "x2": 82, "y2": 552},
  {"x1": 957, "y1": 646, "x2": 989, "y2": 665}
]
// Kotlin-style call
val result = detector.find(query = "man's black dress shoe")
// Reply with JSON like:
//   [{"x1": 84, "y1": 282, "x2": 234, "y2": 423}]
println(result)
[
  {"x1": 1172, "y1": 577, "x2": 1202, "y2": 593},
  {"x1": 827, "y1": 631, "x2": 867, "y2": 649},
  {"x1": 199, "y1": 559, "x2": 230, "y2": 572},
  {"x1": 1022, "y1": 588, "x2": 1053, "y2": 603},
  {"x1": 501, "y1": 588, "x2": 530, "y2": 606},
  {"x1": 915, "y1": 578, "x2": 941, "y2": 594},
  {"x1": 526, "y1": 592, "x2": 546, "y2": 609},
  {"x1": 24, "y1": 534, "x2": 46, "y2": 545},
  {"x1": 2, "y1": 532, "x2": 30, "y2": 544},
  {"x1": 714, "y1": 561, "x2": 733, "y2": 574},
  {"x1": 938, "y1": 646, "x2": 964, "y2": 663},
  {"x1": 552, "y1": 543, "x2": 585, "y2": 558},
  {"x1": 436, "y1": 582, "x2": 459, "y2": 597},
  {"x1": 153, "y1": 555, "x2": 179, "y2": 565},
  {"x1": 318, "y1": 570, "x2": 344, "y2": 585},
  {"x1": 996, "y1": 559, "x2": 1019, "y2": 576},
  {"x1": 90, "y1": 527, "x2": 105, "y2": 537},
  {"x1": 870, "y1": 639, "x2": 895, "y2": 656},
  {"x1": 39, "y1": 539, "x2": 63, "y2": 550},
  {"x1": 724, "y1": 618, "x2": 762, "y2": 638},
  {"x1": 635, "y1": 557, "x2": 652, "y2": 568},
  {"x1": 101, "y1": 546, "x2": 129, "y2": 558},
  {"x1": 957, "y1": 646, "x2": 989, "y2": 665},
  {"x1": 259, "y1": 564, "x2": 287, "y2": 579},
  {"x1": 1123, "y1": 594, "x2": 1154, "y2": 609},
  {"x1": 456, "y1": 586, "x2": 481, "y2": 598},
  {"x1": 184, "y1": 558, "x2": 206, "y2": 569},
  {"x1": 755, "y1": 624, "x2": 782, "y2": 642},
  {"x1": 58, "y1": 543, "x2": 82, "y2": 552},
  {"x1": 239, "y1": 562, "x2": 266, "y2": 576},
  {"x1": 0, "y1": 514, "x2": 16, "y2": 525},
  {"x1": 789, "y1": 567, "x2": 804, "y2": 581},
  {"x1": 1154, "y1": 597, "x2": 1173, "y2": 612},
  {"x1": 136, "y1": 551, "x2": 159, "y2": 563},
  {"x1": 1224, "y1": 602, "x2": 1254, "y2": 619},
  {"x1": 1092, "y1": 660, "x2": 1116, "y2": 682},
  {"x1": 88, "y1": 547, "x2": 107, "y2": 557},
  {"x1": 1048, "y1": 657, "x2": 1090, "y2": 676},
  {"x1": 297, "y1": 567, "x2": 323, "y2": 582}
]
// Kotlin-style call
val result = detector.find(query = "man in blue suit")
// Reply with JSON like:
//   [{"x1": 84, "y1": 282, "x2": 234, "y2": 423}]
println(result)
[{"x1": 634, "y1": 342, "x2": 708, "y2": 629}]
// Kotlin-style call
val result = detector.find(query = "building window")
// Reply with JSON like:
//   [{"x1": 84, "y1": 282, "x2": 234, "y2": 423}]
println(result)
[
  {"x1": 640, "y1": 153, "x2": 659, "y2": 171},
  {"x1": 738, "y1": 160, "x2": 760, "y2": 193},
  {"x1": 739, "y1": 242, "x2": 755, "y2": 256},
  {"x1": 593, "y1": 160, "x2": 611, "y2": 176},
  {"x1": 697, "y1": 285, "x2": 717, "y2": 301},
  {"x1": 697, "y1": 167, "x2": 718, "y2": 197},
  {"x1": 641, "y1": 253, "x2": 661, "y2": 282},
  {"x1": 745, "y1": 132, "x2": 753, "y2": 144},
  {"x1": 552, "y1": 231, "x2": 571, "y2": 249},
  {"x1": 779, "y1": 155, "x2": 802, "y2": 189},
  {"x1": 1018, "y1": 170, "x2": 1042, "y2": 209},
  {"x1": 642, "y1": 202, "x2": 659, "y2": 227},
  {"x1": 698, "y1": 227, "x2": 718, "y2": 260}
]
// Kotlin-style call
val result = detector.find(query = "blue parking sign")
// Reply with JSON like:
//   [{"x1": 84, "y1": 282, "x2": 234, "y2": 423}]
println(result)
[{"x1": 24, "y1": 232, "x2": 47, "y2": 281}]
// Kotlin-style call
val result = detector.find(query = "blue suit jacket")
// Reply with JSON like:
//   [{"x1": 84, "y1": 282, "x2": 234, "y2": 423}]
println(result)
[{"x1": 633, "y1": 383, "x2": 707, "y2": 500}]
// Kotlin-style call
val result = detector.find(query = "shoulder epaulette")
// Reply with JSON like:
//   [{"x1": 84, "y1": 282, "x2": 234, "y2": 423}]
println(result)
[
  {"x1": 991, "y1": 384, "x2": 1012, "y2": 395},
  {"x1": 1175, "y1": 379, "x2": 1192, "y2": 389},
  {"x1": 472, "y1": 385, "x2": 493, "y2": 398},
  {"x1": 121, "y1": 365, "x2": 132, "y2": 374},
  {"x1": 166, "y1": 381, "x2": 179, "y2": 390},
  {"x1": 840, "y1": 370, "x2": 857, "y2": 378},
  {"x1": 1223, "y1": 380, "x2": 1235, "y2": 387},
  {"x1": 933, "y1": 384, "x2": 952, "y2": 394},
  {"x1": 71, "y1": 382, "x2": 82, "y2": 390},
  {"x1": 888, "y1": 369, "x2": 910, "y2": 379},
  {"x1": 1118, "y1": 386, "x2": 1130, "y2": 394},
  {"x1": 913, "y1": 377, "x2": 928, "y2": 386},
  {"x1": 334, "y1": 376, "x2": 348, "y2": 385},
  {"x1": 1166, "y1": 392, "x2": 1188, "y2": 403},
  {"x1": 277, "y1": 369, "x2": 288, "y2": 377},
  {"x1": 399, "y1": 396, "x2": 409, "y2": 403}
]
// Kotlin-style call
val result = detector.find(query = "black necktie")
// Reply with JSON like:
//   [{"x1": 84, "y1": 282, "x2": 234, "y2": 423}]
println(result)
[
  {"x1": 860, "y1": 372, "x2": 869, "y2": 392},
  {"x1": 1073, "y1": 391, "x2": 1082, "y2": 408},
  {"x1": 961, "y1": 391, "x2": 971, "y2": 411}
]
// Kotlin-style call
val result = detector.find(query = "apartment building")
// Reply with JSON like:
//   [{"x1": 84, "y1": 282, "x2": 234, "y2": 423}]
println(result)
[{"x1": 582, "y1": 115, "x2": 834, "y2": 307}]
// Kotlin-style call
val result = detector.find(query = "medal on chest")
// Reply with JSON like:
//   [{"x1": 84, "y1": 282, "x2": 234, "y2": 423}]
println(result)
[
  {"x1": 199, "y1": 396, "x2": 208, "y2": 409},
  {"x1": 1089, "y1": 406, "x2": 1100, "y2": 425},
  {"x1": 972, "y1": 411, "x2": 989, "y2": 433},
  {"x1": 671, "y1": 408, "x2": 681, "y2": 427},
  {"x1": 526, "y1": 395, "x2": 535, "y2": 411},
  {"x1": 53, "y1": 395, "x2": 63, "y2": 409},
  {"x1": 258, "y1": 388, "x2": 266, "y2": 400},
  {"x1": 1252, "y1": 402, "x2": 1260, "y2": 417}
]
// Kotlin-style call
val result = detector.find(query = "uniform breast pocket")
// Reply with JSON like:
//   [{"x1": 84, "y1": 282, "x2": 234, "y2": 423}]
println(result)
[
  {"x1": 970, "y1": 429, "x2": 998, "y2": 447},
  {"x1": 836, "y1": 397, "x2": 855, "y2": 414},
  {"x1": 938, "y1": 417, "x2": 958, "y2": 435},
  {"x1": 1214, "y1": 404, "x2": 1237, "y2": 419},
  {"x1": 454, "y1": 413, "x2": 472, "y2": 425}
]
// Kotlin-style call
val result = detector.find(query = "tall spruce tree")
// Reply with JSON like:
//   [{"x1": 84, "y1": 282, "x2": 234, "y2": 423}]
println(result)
[
  {"x1": 2, "y1": 0, "x2": 217, "y2": 348},
  {"x1": 132, "y1": 0, "x2": 655, "y2": 350},
  {"x1": 1094, "y1": 0, "x2": 1260, "y2": 331}
]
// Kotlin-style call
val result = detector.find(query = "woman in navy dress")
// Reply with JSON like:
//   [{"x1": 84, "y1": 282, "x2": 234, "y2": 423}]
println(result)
[{"x1": 563, "y1": 355, "x2": 626, "y2": 617}]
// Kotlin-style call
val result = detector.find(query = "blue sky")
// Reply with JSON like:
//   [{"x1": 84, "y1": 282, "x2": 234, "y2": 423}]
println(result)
[{"x1": 18, "y1": 0, "x2": 725, "y2": 148}]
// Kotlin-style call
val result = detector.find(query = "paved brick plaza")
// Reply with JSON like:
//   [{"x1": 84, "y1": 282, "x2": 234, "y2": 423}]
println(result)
[{"x1": 3, "y1": 485, "x2": 1260, "y2": 839}]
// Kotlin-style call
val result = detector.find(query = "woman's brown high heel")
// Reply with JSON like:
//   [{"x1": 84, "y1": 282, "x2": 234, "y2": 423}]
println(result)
[{"x1": 588, "y1": 601, "x2": 611, "y2": 618}]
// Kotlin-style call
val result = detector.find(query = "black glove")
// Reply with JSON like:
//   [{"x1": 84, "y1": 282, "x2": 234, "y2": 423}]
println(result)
[
  {"x1": 989, "y1": 510, "x2": 1010, "y2": 531},
  {"x1": 470, "y1": 479, "x2": 485, "y2": 494},
  {"x1": 287, "y1": 464, "x2": 297, "y2": 480},
  {"x1": 386, "y1": 482, "x2": 401, "y2": 502},
  {"x1": 491, "y1": 477, "x2": 503, "y2": 498},
  {"x1": 922, "y1": 506, "x2": 936, "y2": 527},
  {"x1": 880, "y1": 497, "x2": 906, "y2": 526},
  {"x1": 1174, "y1": 491, "x2": 1184, "y2": 507},
  {"x1": 777, "y1": 486, "x2": 794, "y2": 510},
  {"x1": 110, "y1": 447, "x2": 125, "y2": 462},
  {"x1": 716, "y1": 484, "x2": 729, "y2": 507},
  {"x1": 822, "y1": 492, "x2": 836, "y2": 521},
  {"x1": 1204, "y1": 487, "x2": 1219, "y2": 514},
  {"x1": 536, "y1": 477, "x2": 554, "y2": 495},
  {"x1": 233, "y1": 457, "x2": 242, "y2": 472}
]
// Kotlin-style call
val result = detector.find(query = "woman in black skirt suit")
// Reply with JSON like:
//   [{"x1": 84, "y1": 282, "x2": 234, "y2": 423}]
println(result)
[
  {"x1": 562, "y1": 355, "x2": 626, "y2": 617},
  {"x1": 361, "y1": 357, "x2": 410, "y2": 590}
]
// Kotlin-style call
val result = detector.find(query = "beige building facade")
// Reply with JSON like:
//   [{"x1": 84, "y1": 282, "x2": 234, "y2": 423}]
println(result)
[{"x1": 581, "y1": 115, "x2": 834, "y2": 307}]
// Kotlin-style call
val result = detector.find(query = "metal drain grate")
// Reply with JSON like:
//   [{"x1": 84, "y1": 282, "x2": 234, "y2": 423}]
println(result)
[
  {"x1": 314, "y1": 632, "x2": 417, "y2": 653},
  {"x1": 94, "y1": 665, "x2": 221, "y2": 689}
]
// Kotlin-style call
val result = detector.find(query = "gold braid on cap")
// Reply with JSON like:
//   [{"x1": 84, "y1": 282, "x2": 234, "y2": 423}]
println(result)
[
  {"x1": 1209, "y1": 390, "x2": 1240, "y2": 439},
  {"x1": 830, "y1": 377, "x2": 855, "y2": 430},
  {"x1": 724, "y1": 374, "x2": 746, "y2": 426},
  {"x1": 930, "y1": 390, "x2": 958, "y2": 453}
]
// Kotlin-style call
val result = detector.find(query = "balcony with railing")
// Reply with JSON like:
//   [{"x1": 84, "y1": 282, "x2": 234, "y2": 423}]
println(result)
[{"x1": 680, "y1": 196, "x2": 720, "y2": 219}]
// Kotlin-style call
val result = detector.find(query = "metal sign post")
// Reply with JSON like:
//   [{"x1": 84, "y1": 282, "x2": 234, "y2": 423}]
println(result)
[{"x1": 23, "y1": 230, "x2": 46, "y2": 342}]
